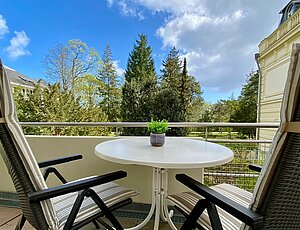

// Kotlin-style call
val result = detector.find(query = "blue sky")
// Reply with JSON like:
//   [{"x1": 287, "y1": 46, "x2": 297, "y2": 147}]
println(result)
[{"x1": 0, "y1": 0, "x2": 288, "y2": 103}]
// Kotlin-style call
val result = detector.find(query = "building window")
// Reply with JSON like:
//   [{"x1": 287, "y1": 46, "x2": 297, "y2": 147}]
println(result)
[{"x1": 287, "y1": 4, "x2": 296, "y2": 18}]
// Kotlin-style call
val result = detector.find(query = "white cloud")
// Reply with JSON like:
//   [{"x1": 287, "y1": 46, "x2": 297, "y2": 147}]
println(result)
[
  {"x1": 107, "y1": 0, "x2": 114, "y2": 7},
  {"x1": 116, "y1": 0, "x2": 145, "y2": 20},
  {"x1": 6, "y1": 31, "x2": 31, "y2": 59},
  {"x1": 208, "y1": 54, "x2": 221, "y2": 63},
  {"x1": 184, "y1": 51, "x2": 235, "y2": 89},
  {"x1": 155, "y1": 1, "x2": 287, "y2": 93},
  {"x1": 134, "y1": 0, "x2": 206, "y2": 15},
  {"x1": 157, "y1": 10, "x2": 244, "y2": 52},
  {"x1": 108, "y1": 0, "x2": 288, "y2": 97},
  {"x1": 108, "y1": 0, "x2": 206, "y2": 15},
  {"x1": 113, "y1": 60, "x2": 125, "y2": 77},
  {"x1": 0, "y1": 15, "x2": 9, "y2": 38}
]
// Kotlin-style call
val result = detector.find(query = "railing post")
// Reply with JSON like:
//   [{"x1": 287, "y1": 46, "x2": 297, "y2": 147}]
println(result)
[{"x1": 205, "y1": 127, "x2": 208, "y2": 140}]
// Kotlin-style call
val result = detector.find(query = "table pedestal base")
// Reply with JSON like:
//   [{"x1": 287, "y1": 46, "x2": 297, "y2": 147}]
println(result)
[{"x1": 125, "y1": 167, "x2": 178, "y2": 230}]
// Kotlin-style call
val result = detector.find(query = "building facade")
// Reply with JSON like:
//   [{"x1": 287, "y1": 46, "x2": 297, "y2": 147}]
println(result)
[
  {"x1": 4, "y1": 65, "x2": 46, "y2": 97},
  {"x1": 258, "y1": 0, "x2": 300, "y2": 140}
]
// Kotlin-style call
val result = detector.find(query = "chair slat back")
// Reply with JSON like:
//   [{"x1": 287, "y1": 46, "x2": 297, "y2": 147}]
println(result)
[
  {"x1": 0, "y1": 123, "x2": 49, "y2": 229},
  {"x1": 247, "y1": 43, "x2": 300, "y2": 229},
  {"x1": 0, "y1": 60, "x2": 57, "y2": 229}
]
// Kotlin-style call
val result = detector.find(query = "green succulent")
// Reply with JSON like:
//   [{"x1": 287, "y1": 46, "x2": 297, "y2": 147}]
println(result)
[{"x1": 147, "y1": 118, "x2": 169, "y2": 134}]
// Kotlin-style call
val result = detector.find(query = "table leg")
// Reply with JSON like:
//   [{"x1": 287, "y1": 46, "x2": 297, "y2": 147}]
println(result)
[
  {"x1": 124, "y1": 167, "x2": 178, "y2": 230},
  {"x1": 160, "y1": 169, "x2": 168, "y2": 222},
  {"x1": 199, "y1": 167, "x2": 204, "y2": 183},
  {"x1": 124, "y1": 168, "x2": 157, "y2": 230},
  {"x1": 154, "y1": 168, "x2": 178, "y2": 230},
  {"x1": 161, "y1": 168, "x2": 178, "y2": 230},
  {"x1": 153, "y1": 167, "x2": 161, "y2": 230}
]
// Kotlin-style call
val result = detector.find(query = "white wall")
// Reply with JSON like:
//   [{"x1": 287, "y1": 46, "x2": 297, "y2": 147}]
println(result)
[
  {"x1": 258, "y1": 9, "x2": 300, "y2": 140},
  {"x1": 0, "y1": 136, "x2": 203, "y2": 204}
]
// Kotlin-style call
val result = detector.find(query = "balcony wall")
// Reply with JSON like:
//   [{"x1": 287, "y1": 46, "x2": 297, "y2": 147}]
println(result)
[{"x1": 0, "y1": 135, "x2": 203, "y2": 204}]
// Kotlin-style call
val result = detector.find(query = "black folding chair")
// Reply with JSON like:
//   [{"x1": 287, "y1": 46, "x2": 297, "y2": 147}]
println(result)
[
  {"x1": 168, "y1": 43, "x2": 300, "y2": 229},
  {"x1": 0, "y1": 60, "x2": 138, "y2": 230}
]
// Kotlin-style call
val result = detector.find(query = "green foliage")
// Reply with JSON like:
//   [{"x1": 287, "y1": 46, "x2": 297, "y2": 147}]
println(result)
[
  {"x1": 153, "y1": 88, "x2": 183, "y2": 121},
  {"x1": 155, "y1": 47, "x2": 204, "y2": 136},
  {"x1": 234, "y1": 71, "x2": 258, "y2": 123},
  {"x1": 74, "y1": 74, "x2": 103, "y2": 108},
  {"x1": 232, "y1": 71, "x2": 259, "y2": 138},
  {"x1": 13, "y1": 85, "x2": 47, "y2": 135},
  {"x1": 147, "y1": 118, "x2": 169, "y2": 134},
  {"x1": 198, "y1": 102, "x2": 212, "y2": 122},
  {"x1": 180, "y1": 58, "x2": 203, "y2": 119},
  {"x1": 152, "y1": 88, "x2": 187, "y2": 136},
  {"x1": 14, "y1": 83, "x2": 109, "y2": 136},
  {"x1": 97, "y1": 44, "x2": 121, "y2": 121},
  {"x1": 42, "y1": 39, "x2": 98, "y2": 92},
  {"x1": 201, "y1": 71, "x2": 258, "y2": 138},
  {"x1": 121, "y1": 34, "x2": 158, "y2": 135},
  {"x1": 161, "y1": 47, "x2": 182, "y2": 90},
  {"x1": 211, "y1": 98, "x2": 238, "y2": 123}
]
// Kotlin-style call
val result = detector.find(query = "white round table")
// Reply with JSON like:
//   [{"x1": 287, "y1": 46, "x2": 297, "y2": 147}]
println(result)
[{"x1": 95, "y1": 137, "x2": 234, "y2": 230}]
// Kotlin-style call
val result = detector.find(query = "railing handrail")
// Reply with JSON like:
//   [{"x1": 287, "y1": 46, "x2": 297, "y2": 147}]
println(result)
[
  {"x1": 18, "y1": 122, "x2": 274, "y2": 191},
  {"x1": 19, "y1": 121, "x2": 279, "y2": 128},
  {"x1": 207, "y1": 139, "x2": 273, "y2": 143}
]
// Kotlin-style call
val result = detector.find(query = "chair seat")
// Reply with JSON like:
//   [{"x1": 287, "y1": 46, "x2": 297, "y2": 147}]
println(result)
[
  {"x1": 51, "y1": 181, "x2": 139, "y2": 229},
  {"x1": 167, "y1": 183, "x2": 252, "y2": 230}
]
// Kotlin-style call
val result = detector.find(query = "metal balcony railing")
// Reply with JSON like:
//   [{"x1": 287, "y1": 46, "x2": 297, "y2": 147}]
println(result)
[{"x1": 20, "y1": 122, "x2": 278, "y2": 192}]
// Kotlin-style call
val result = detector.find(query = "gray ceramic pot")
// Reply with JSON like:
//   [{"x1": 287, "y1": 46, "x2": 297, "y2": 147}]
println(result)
[{"x1": 150, "y1": 133, "x2": 165, "y2": 147}]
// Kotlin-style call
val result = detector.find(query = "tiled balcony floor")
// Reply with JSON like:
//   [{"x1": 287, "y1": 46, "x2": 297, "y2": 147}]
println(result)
[{"x1": 0, "y1": 207, "x2": 182, "y2": 229}]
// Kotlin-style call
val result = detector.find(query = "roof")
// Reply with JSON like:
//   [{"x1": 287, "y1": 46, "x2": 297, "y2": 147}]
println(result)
[
  {"x1": 4, "y1": 65, "x2": 47, "y2": 88},
  {"x1": 280, "y1": 0, "x2": 300, "y2": 13},
  {"x1": 279, "y1": 0, "x2": 300, "y2": 26}
]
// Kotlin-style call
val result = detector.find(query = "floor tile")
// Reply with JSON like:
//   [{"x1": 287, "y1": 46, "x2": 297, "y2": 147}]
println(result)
[
  {"x1": 0, "y1": 207, "x2": 21, "y2": 226},
  {"x1": 0, "y1": 207, "x2": 182, "y2": 229}
]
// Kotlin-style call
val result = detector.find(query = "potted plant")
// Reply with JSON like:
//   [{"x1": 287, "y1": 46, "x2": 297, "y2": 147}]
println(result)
[{"x1": 147, "y1": 118, "x2": 169, "y2": 147}]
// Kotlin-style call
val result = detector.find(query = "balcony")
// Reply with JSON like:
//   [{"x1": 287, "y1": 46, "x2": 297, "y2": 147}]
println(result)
[
  {"x1": 259, "y1": 7, "x2": 300, "y2": 54},
  {"x1": 0, "y1": 122, "x2": 278, "y2": 229}
]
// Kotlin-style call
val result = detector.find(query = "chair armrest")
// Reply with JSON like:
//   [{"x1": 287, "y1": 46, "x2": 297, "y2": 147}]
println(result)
[
  {"x1": 176, "y1": 174, "x2": 263, "y2": 229},
  {"x1": 38, "y1": 154, "x2": 83, "y2": 168},
  {"x1": 28, "y1": 170, "x2": 127, "y2": 203},
  {"x1": 248, "y1": 164, "x2": 262, "y2": 172}
]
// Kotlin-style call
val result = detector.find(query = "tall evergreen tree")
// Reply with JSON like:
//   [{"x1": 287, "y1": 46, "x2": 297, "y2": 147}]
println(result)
[
  {"x1": 161, "y1": 46, "x2": 182, "y2": 91},
  {"x1": 156, "y1": 47, "x2": 203, "y2": 135},
  {"x1": 233, "y1": 71, "x2": 259, "y2": 138},
  {"x1": 121, "y1": 34, "x2": 157, "y2": 135},
  {"x1": 157, "y1": 48, "x2": 184, "y2": 135},
  {"x1": 98, "y1": 44, "x2": 121, "y2": 121},
  {"x1": 179, "y1": 58, "x2": 203, "y2": 121}
]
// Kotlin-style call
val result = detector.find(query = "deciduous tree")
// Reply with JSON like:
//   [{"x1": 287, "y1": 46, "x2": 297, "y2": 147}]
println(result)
[
  {"x1": 42, "y1": 40, "x2": 98, "y2": 92},
  {"x1": 233, "y1": 71, "x2": 259, "y2": 138}
]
